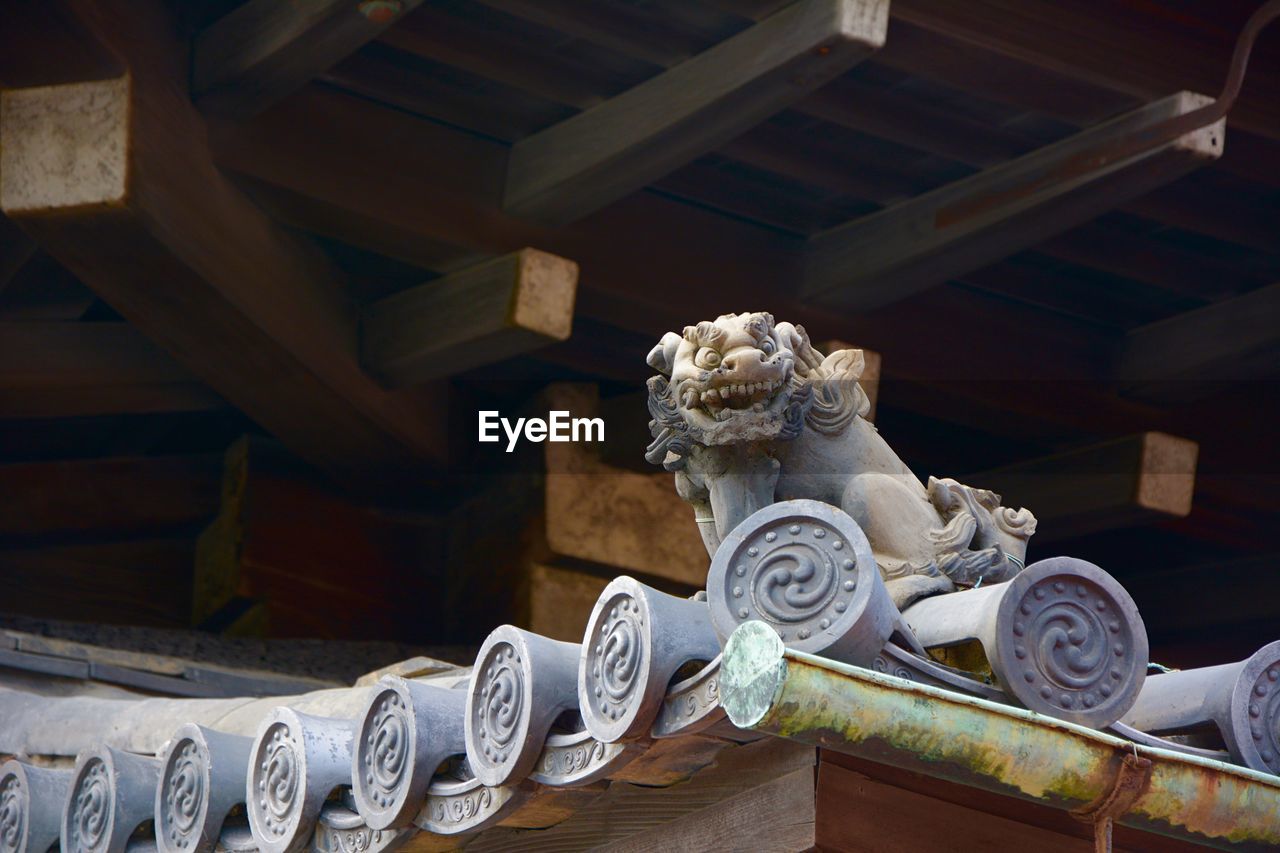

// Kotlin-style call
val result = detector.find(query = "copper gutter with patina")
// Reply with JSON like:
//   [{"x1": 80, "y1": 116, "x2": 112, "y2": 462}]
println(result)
[{"x1": 720, "y1": 620, "x2": 1280, "y2": 852}]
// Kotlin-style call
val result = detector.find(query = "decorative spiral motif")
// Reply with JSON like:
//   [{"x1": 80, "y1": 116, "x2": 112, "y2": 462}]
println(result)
[
  {"x1": 1001, "y1": 576, "x2": 1135, "y2": 717},
  {"x1": 753, "y1": 543, "x2": 838, "y2": 624},
  {"x1": 0, "y1": 773, "x2": 23, "y2": 853},
  {"x1": 160, "y1": 739, "x2": 206, "y2": 849},
  {"x1": 69, "y1": 759, "x2": 110, "y2": 852},
  {"x1": 587, "y1": 594, "x2": 645, "y2": 723},
  {"x1": 872, "y1": 654, "x2": 915, "y2": 682},
  {"x1": 360, "y1": 691, "x2": 410, "y2": 810},
  {"x1": 718, "y1": 512, "x2": 857, "y2": 644},
  {"x1": 1243, "y1": 662, "x2": 1280, "y2": 773},
  {"x1": 474, "y1": 644, "x2": 524, "y2": 767},
  {"x1": 255, "y1": 724, "x2": 300, "y2": 838}
]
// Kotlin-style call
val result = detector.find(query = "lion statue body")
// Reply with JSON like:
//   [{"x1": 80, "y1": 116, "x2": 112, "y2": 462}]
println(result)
[{"x1": 645, "y1": 311, "x2": 1037, "y2": 609}]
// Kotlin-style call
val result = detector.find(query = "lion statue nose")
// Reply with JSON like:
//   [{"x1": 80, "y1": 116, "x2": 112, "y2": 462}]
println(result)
[{"x1": 721, "y1": 348, "x2": 766, "y2": 373}]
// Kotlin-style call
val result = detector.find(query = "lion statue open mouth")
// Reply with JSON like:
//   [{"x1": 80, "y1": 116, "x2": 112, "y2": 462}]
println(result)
[{"x1": 645, "y1": 311, "x2": 1036, "y2": 609}]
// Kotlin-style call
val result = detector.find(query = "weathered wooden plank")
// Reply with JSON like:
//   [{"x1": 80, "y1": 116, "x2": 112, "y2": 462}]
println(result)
[
  {"x1": 473, "y1": 0, "x2": 718, "y2": 68},
  {"x1": 817, "y1": 760, "x2": 1091, "y2": 852},
  {"x1": 611, "y1": 767, "x2": 815, "y2": 853},
  {"x1": 192, "y1": 0, "x2": 424, "y2": 118},
  {"x1": 0, "y1": 1, "x2": 448, "y2": 486},
  {"x1": 524, "y1": 563, "x2": 610, "y2": 643},
  {"x1": 467, "y1": 737, "x2": 815, "y2": 851},
  {"x1": 1116, "y1": 282, "x2": 1280, "y2": 401},
  {"x1": 193, "y1": 437, "x2": 443, "y2": 640},
  {"x1": 210, "y1": 84, "x2": 1148, "y2": 440},
  {"x1": 969, "y1": 432, "x2": 1198, "y2": 543},
  {"x1": 504, "y1": 0, "x2": 888, "y2": 224},
  {"x1": 0, "y1": 454, "x2": 221, "y2": 544},
  {"x1": 0, "y1": 539, "x2": 197, "y2": 627},
  {"x1": 803, "y1": 92, "x2": 1223, "y2": 312},
  {"x1": 0, "y1": 321, "x2": 224, "y2": 418},
  {"x1": 890, "y1": 0, "x2": 1280, "y2": 142},
  {"x1": 363, "y1": 249, "x2": 577, "y2": 387},
  {"x1": 819, "y1": 751, "x2": 1209, "y2": 852},
  {"x1": 543, "y1": 385, "x2": 709, "y2": 587}
]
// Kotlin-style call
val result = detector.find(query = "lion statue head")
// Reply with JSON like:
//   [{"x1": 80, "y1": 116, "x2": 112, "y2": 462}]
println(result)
[{"x1": 644, "y1": 312, "x2": 868, "y2": 470}]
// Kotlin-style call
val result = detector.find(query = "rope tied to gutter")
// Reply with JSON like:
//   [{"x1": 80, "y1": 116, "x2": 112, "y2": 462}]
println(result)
[{"x1": 1069, "y1": 752, "x2": 1154, "y2": 853}]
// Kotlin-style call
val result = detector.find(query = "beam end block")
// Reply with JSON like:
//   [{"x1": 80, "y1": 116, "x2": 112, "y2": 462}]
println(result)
[{"x1": 1, "y1": 77, "x2": 130, "y2": 214}]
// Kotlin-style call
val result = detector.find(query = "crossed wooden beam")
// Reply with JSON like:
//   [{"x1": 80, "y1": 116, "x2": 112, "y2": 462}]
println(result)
[{"x1": 0, "y1": 0, "x2": 1257, "y2": 490}]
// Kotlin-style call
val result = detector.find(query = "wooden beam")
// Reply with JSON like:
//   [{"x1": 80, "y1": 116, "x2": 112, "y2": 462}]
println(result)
[
  {"x1": 192, "y1": 0, "x2": 424, "y2": 118},
  {"x1": 193, "y1": 437, "x2": 442, "y2": 640},
  {"x1": 614, "y1": 767, "x2": 815, "y2": 853},
  {"x1": 0, "y1": 321, "x2": 224, "y2": 418},
  {"x1": 803, "y1": 92, "x2": 1223, "y2": 312},
  {"x1": 524, "y1": 563, "x2": 611, "y2": 644},
  {"x1": 503, "y1": 0, "x2": 888, "y2": 225},
  {"x1": 543, "y1": 384, "x2": 708, "y2": 587},
  {"x1": 362, "y1": 249, "x2": 578, "y2": 387},
  {"x1": 475, "y1": 737, "x2": 814, "y2": 850},
  {"x1": 0, "y1": 454, "x2": 221, "y2": 544},
  {"x1": 968, "y1": 432, "x2": 1199, "y2": 543},
  {"x1": 1120, "y1": 553, "x2": 1280, "y2": 643},
  {"x1": 818, "y1": 752, "x2": 1208, "y2": 853},
  {"x1": 890, "y1": 0, "x2": 1280, "y2": 142},
  {"x1": 1116, "y1": 282, "x2": 1280, "y2": 401},
  {"x1": 1, "y1": 1, "x2": 447, "y2": 486},
  {"x1": 0, "y1": 539, "x2": 197, "y2": 628},
  {"x1": 0, "y1": 215, "x2": 37, "y2": 294},
  {"x1": 210, "y1": 85, "x2": 1153, "y2": 439}
]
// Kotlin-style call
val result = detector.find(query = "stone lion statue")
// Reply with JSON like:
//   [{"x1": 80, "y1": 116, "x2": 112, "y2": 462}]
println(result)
[{"x1": 645, "y1": 311, "x2": 1037, "y2": 609}]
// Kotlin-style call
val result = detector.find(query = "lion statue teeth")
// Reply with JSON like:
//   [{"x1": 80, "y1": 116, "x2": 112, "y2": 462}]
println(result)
[{"x1": 645, "y1": 311, "x2": 1037, "y2": 609}]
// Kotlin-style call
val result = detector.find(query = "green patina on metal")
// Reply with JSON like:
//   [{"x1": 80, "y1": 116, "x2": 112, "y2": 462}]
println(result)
[{"x1": 720, "y1": 622, "x2": 1280, "y2": 849}]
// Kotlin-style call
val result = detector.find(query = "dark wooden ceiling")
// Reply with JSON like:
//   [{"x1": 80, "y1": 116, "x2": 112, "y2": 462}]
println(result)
[{"x1": 0, "y1": 0, "x2": 1276, "y2": 657}]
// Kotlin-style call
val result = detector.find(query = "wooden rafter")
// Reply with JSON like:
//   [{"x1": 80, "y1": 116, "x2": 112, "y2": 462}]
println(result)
[
  {"x1": 803, "y1": 92, "x2": 1224, "y2": 312},
  {"x1": 969, "y1": 432, "x2": 1199, "y2": 543},
  {"x1": 503, "y1": 0, "x2": 889, "y2": 224},
  {"x1": 0, "y1": 2, "x2": 444, "y2": 486},
  {"x1": 1116, "y1": 282, "x2": 1280, "y2": 400},
  {"x1": 192, "y1": 0, "x2": 424, "y2": 118},
  {"x1": 363, "y1": 249, "x2": 578, "y2": 387},
  {"x1": 890, "y1": 0, "x2": 1280, "y2": 142},
  {"x1": 0, "y1": 454, "x2": 221, "y2": 544},
  {"x1": 0, "y1": 322, "x2": 223, "y2": 419}
]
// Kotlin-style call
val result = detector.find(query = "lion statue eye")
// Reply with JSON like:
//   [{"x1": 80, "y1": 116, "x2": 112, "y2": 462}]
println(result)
[
  {"x1": 695, "y1": 347, "x2": 721, "y2": 368},
  {"x1": 760, "y1": 339, "x2": 775, "y2": 355}
]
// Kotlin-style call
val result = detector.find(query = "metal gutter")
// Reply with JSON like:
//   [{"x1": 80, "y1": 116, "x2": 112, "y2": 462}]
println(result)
[{"x1": 719, "y1": 621, "x2": 1280, "y2": 851}]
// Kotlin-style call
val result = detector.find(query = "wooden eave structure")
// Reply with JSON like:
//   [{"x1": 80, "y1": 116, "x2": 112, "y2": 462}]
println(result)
[{"x1": 0, "y1": 2, "x2": 1278, "y2": 848}]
